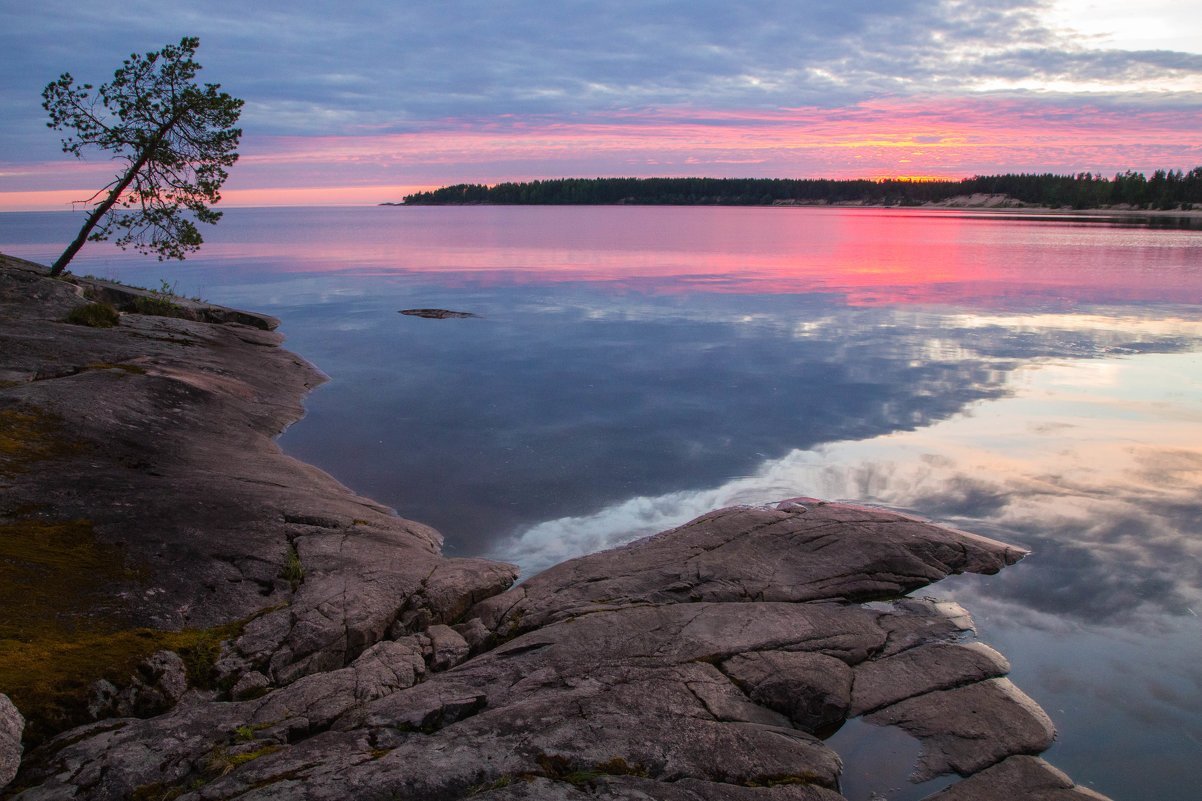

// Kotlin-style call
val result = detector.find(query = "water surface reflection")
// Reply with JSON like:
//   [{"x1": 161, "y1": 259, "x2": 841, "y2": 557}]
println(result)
[{"x1": 3, "y1": 205, "x2": 1202, "y2": 799}]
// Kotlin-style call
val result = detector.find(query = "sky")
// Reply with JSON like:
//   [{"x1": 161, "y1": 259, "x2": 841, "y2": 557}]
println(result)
[{"x1": 1, "y1": 0, "x2": 1200, "y2": 209}]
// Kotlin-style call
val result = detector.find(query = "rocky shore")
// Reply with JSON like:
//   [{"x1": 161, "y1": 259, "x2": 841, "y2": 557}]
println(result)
[{"x1": 0, "y1": 254, "x2": 1108, "y2": 800}]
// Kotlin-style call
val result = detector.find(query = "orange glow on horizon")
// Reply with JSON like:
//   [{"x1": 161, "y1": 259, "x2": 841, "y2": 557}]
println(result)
[
  {"x1": 2, "y1": 96, "x2": 1198, "y2": 212},
  {"x1": 0, "y1": 185, "x2": 441, "y2": 212},
  {"x1": 870, "y1": 175, "x2": 954, "y2": 183},
  {"x1": 216, "y1": 184, "x2": 438, "y2": 207}
]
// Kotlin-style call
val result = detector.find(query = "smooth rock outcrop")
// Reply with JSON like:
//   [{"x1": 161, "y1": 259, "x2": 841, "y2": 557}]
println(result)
[
  {"x1": 0, "y1": 256, "x2": 1111, "y2": 801},
  {"x1": 472, "y1": 499, "x2": 1027, "y2": 640}
]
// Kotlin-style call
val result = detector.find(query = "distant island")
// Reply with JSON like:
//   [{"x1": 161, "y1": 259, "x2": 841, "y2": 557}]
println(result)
[{"x1": 396, "y1": 169, "x2": 1202, "y2": 210}]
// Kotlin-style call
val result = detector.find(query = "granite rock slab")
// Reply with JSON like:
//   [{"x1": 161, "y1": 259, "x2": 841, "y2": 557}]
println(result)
[{"x1": 0, "y1": 256, "x2": 1111, "y2": 801}]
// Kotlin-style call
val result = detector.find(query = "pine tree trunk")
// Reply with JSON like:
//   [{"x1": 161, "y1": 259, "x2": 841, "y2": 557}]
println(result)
[
  {"x1": 49, "y1": 196, "x2": 118, "y2": 277},
  {"x1": 49, "y1": 131, "x2": 165, "y2": 277}
]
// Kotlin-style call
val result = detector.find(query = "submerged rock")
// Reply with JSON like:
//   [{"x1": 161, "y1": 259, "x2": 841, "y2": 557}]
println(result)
[
  {"x1": 0, "y1": 255, "x2": 1111, "y2": 800},
  {"x1": 399, "y1": 308, "x2": 478, "y2": 319}
]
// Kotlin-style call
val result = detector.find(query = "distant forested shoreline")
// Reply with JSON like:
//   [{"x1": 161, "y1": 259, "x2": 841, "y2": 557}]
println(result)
[{"x1": 399, "y1": 169, "x2": 1202, "y2": 210}]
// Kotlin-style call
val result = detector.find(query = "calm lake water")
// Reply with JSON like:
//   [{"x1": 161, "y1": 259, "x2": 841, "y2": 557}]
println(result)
[{"x1": 4, "y1": 205, "x2": 1202, "y2": 800}]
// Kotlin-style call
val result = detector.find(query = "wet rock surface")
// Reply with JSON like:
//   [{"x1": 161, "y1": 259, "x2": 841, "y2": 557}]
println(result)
[{"x1": 0, "y1": 255, "x2": 1111, "y2": 800}]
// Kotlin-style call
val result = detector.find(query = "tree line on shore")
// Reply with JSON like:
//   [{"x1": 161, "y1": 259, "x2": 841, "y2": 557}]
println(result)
[{"x1": 402, "y1": 169, "x2": 1202, "y2": 210}]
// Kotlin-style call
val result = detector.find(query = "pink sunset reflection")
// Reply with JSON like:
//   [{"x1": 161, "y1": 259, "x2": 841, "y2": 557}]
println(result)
[{"x1": 148, "y1": 206, "x2": 1202, "y2": 308}]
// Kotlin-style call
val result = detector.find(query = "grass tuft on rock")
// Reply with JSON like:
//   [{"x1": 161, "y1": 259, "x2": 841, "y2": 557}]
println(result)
[
  {"x1": 130, "y1": 294, "x2": 189, "y2": 318},
  {"x1": 64, "y1": 301, "x2": 120, "y2": 328},
  {"x1": 280, "y1": 543, "x2": 304, "y2": 590}
]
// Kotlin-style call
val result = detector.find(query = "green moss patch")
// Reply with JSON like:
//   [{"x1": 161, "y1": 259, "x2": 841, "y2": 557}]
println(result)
[
  {"x1": 206, "y1": 743, "x2": 284, "y2": 774},
  {"x1": 0, "y1": 407, "x2": 90, "y2": 475},
  {"x1": 0, "y1": 519, "x2": 135, "y2": 636},
  {"x1": 0, "y1": 517, "x2": 242, "y2": 745},
  {"x1": 467, "y1": 754, "x2": 650, "y2": 794},
  {"x1": 131, "y1": 734, "x2": 285, "y2": 798},
  {"x1": 536, "y1": 754, "x2": 650, "y2": 787},
  {"x1": 0, "y1": 626, "x2": 238, "y2": 746},
  {"x1": 131, "y1": 781, "x2": 192, "y2": 801}
]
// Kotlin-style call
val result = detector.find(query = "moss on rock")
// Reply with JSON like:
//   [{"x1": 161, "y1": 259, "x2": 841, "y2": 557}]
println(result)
[
  {"x1": 0, "y1": 517, "x2": 244, "y2": 745},
  {"x1": 0, "y1": 407, "x2": 91, "y2": 476}
]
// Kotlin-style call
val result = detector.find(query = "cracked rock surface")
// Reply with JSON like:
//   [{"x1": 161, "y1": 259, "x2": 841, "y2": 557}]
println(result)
[{"x1": 1, "y1": 256, "x2": 1109, "y2": 800}]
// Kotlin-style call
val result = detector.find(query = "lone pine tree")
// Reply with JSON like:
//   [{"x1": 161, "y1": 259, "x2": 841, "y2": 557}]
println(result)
[{"x1": 42, "y1": 36, "x2": 243, "y2": 276}]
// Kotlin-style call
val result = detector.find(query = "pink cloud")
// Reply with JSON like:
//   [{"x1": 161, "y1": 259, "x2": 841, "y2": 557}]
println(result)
[
  {"x1": 4, "y1": 96, "x2": 1199, "y2": 210},
  {"x1": 235, "y1": 96, "x2": 1202, "y2": 177}
]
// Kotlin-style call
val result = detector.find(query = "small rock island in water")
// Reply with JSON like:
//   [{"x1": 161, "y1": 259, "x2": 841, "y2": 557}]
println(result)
[
  {"x1": 400, "y1": 308, "x2": 479, "y2": 319},
  {"x1": 0, "y1": 254, "x2": 1107, "y2": 800}
]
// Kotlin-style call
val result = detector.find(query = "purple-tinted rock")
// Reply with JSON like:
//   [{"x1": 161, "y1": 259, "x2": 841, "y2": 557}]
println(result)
[
  {"x1": 0, "y1": 694, "x2": 22, "y2": 790},
  {"x1": 922, "y1": 755, "x2": 1112, "y2": 800},
  {"x1": 851, "y1": 641, "x2": 1011, "y2": 716},
  {"x1": 473, "y1": 502, "x2": 1026, "y2": 640},
  {"x1": 426, "y1": 624, "x2": 471, "y2": 671},
  {"x1": 721, "y1": 651, "x2": 853, "y2": 732},
  {"x1": 230, "y1": 671, "x2": 271, "y2": 701},
  {"x1": 865, "y1": 678, "x2": 1056, "y2": 780}
]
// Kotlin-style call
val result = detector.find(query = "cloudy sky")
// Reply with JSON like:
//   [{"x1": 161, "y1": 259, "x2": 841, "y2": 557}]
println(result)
[{"x1": 2, "y1": 0, "x2": 1200, "y2": 208}]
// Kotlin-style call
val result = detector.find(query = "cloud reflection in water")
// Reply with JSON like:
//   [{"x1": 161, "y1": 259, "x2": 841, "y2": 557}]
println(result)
[
  {"x1": 495, "y1": 338, "x2": 1202, "y2": 626},
  {"x1": 6, "y1": 206, "x2": 1202, "y2": 799}
]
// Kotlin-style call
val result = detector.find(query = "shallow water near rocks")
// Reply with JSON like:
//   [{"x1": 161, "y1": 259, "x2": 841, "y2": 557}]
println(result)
[
  {"x1": 827, "y1": 718, "x2": 957, "y2": 801},
  {"x1": 4, "y1": 204, "x2": 1202, "y2": 799}
]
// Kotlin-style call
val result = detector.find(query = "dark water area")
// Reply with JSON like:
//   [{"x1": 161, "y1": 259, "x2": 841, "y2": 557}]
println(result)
[{"x1": 4, "y1": 205, "x2": 1201, "y2": 800}]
